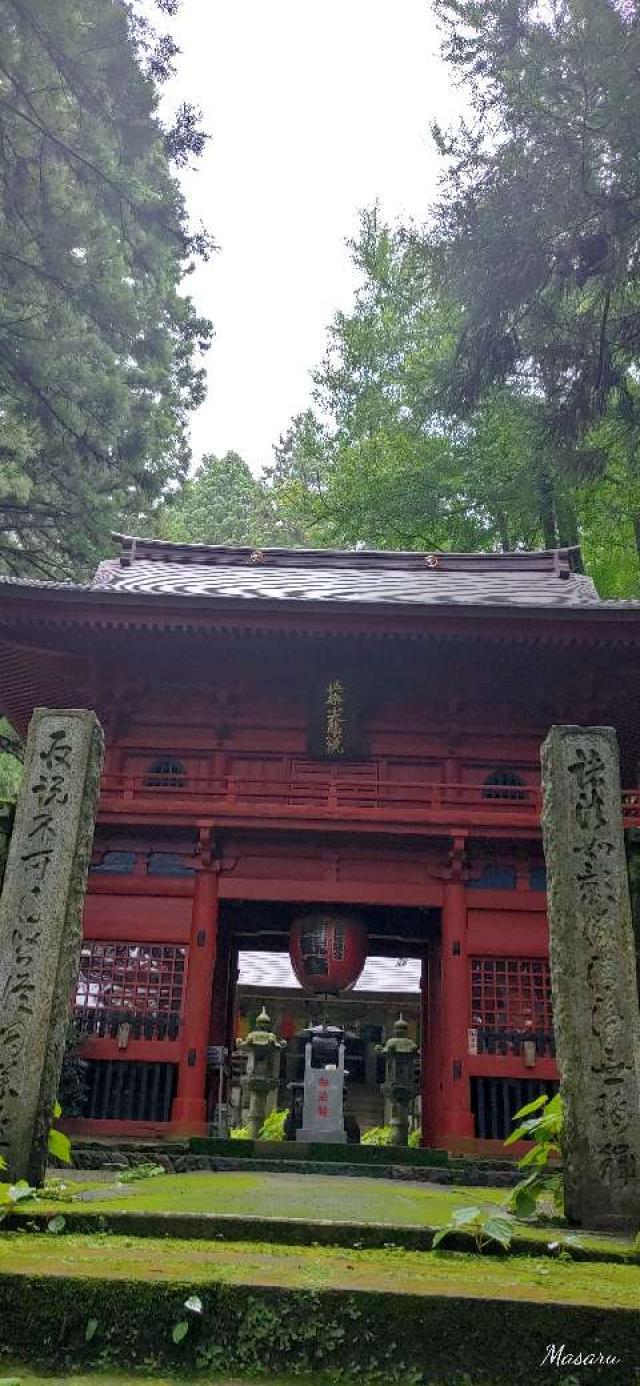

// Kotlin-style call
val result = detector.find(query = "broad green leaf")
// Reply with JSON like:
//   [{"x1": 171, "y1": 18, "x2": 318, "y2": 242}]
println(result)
[
  {"x1": 431, "y1": 1227, "x2": 451, "y2": 1249},
  {"x1": 503, "y1": 1124, "x2": 530, "y2": 1146},
  {"x1": 52, "y1": 1100, "x2": 62, "y2": 1120},
  {"x1": 48, "y1": 1128, "x2": 71, "y2": 1164},
  {"x1": 510, "y1": 1185, "x2": 538, "y2": 1219},
  {"x1": 184, "y1": 1295, "x2": 203, "y2": 1314},
  {"x1": 47, "y1": 1214, "x2": 66, "y2": 1234},
  {"x1": 85, "y1": 1319, "x2": 98, "y2": 1342},
  {"x1": 8, "y1": 1182, "x2": 35, "y2": 1203},
  {"x1": 451, "y1": 1206, "x2": 482, "y2": 1226},
  {"x1": 172, "y1": 1320, "x2": 189, "y2": 1344},
  {"x1": 512, "y1": 1095, "x2": 549, "y2": 1121},
  {"x1": 484, "y1": 1217, "x2": 514, "y2": 1249},
  {"x1": 518, "y1": 1145, "x2": 549, "y2": 1168}
]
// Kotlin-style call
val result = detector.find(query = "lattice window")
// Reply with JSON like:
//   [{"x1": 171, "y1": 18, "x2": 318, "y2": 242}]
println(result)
[
  {"x1": 482, "y1": 770, "x2": 526, "y2": 801},
  {"x1": 75, "y1": 942, "x2": 186, "y2": 1017},
  {"x1": 470, "y1": 957, "x2": 552, "y2": 1030},
  {"x1": 143, "y1": 757, "x2": 186, "y2": 789}
]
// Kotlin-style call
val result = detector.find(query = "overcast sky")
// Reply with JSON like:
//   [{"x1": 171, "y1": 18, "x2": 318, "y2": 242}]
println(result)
[{"x1": 164, "y1": 1, "x2": 452, "y2": 474}]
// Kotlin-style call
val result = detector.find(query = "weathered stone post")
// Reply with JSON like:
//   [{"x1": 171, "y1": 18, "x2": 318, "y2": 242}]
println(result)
[
  {"x1": 379, "y1": 1015, "x2": 418, "y2": 1146},
  {"x1": 236, "y1": 1008, "x2": 285, "y2": 1139},
  {"x1": 0, "y1": 709, "x2": 103, "y2": 1183},
  {"x1": 541, "y1": 725, "x2": 640, "y2": 1227}
]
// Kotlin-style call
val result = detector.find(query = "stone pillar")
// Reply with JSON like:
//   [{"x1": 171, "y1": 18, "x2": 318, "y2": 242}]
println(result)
[
  {"x1": 541, "y1": 725, "x2": 640, "y2": 1227},
  {"x1": 0, "y1": 708, "x2": 103, "y2": 1183},
  {"x1": 172, "y1": 843, "x2": 219, "y2": 1135}
]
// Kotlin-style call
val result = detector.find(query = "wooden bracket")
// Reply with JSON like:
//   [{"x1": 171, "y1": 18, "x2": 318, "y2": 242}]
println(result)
[
  {"x1": 197, "y1": 826, "x2": 220, "y2": 871},
  {"x1": 449, "y1": 834, "x2": 468, "y2": 882}
]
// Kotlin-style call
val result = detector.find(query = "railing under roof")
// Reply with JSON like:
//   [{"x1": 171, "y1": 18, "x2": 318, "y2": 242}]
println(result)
[{"x1": 98, "y1": 770, "x2": 640, "y2": 829}]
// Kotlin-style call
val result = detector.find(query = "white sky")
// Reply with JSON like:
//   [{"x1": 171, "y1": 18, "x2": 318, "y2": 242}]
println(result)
[{"x1": 164, "y1": 1, "x2": 453, "y2": 474}]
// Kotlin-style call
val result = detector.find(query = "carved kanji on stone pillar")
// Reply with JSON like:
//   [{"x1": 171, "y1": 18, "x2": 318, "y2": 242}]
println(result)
[
  {"x1": 541, "y1": 725, "x2": 640, "y2": 1228},
  {"x1": 0, "y1": 709, "x2": 104, "y2": 1184}
]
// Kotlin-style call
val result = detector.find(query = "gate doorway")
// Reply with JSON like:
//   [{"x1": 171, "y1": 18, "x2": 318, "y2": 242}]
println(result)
[{"x1": 208, "y1": 901, "x2": 438, "y2": 1141}]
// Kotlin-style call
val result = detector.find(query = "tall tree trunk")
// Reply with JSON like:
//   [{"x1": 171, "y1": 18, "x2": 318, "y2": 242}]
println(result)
[
  {"x1": 496, "y1": 511, "x2": 510, "y2": 552},
  {"x1": 535, "y1": 461, "x2": 558, "y2": 549}
]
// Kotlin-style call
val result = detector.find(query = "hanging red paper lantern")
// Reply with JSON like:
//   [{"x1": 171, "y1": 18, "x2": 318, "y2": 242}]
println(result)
[{"x1": 289, "y1": 911, "x2": 368, "y2": 994}]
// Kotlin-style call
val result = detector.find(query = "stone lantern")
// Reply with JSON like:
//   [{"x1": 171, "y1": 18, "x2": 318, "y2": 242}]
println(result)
[
  {"x1": 379, "y1": 1014, "x2": 418, "y2": 1146},
  {"x1": 236, "y1": 1007, "x2": 286, "y2": 1138}
]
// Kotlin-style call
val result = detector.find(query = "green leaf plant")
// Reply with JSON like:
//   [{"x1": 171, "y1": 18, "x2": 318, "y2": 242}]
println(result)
[
  {"x1": 505, "y1": 1093, "x2": 564, "y2": 1219},
  {"x1": 432, "y1": 1093, "x2": 564, "y2": 1254},
  {"x1": 47, "y1": 1101, "x2": 72, "y2": 1166},
  {"x1": 0, "y1": 1155, "x2": 35, "y2": 1221},
  {"x1": 432, "y1": 1204, "x2": 515, "y2": 1253}
]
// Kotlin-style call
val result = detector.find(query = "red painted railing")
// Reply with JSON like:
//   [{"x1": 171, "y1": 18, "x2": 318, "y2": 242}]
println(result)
[{"x1": 98, "y1": 771, "x2": 640, "y2": 828}]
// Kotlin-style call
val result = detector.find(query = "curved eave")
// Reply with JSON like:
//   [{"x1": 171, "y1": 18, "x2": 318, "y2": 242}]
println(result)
[{"x1": 0, "y1": 583, "x2": 639, "y2": 646}]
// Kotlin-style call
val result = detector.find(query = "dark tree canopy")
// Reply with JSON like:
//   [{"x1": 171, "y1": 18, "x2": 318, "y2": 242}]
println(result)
[
  {"x1": 431, "y1": 0, "x2": 640, "y2": 446},
  {"x1": 158, "y1": 451, "x2": 305, "y2": 547},
  {"x1": 265, "y1": 211, "x2": 581, "y2": 556},
  {"x1": 0, "y1": 0, "x2": 212, "y2": 578}
]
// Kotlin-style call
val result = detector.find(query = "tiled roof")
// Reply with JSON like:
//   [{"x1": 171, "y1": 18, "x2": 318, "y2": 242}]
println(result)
[
  {"x1": 237, "y1": 951, "x2": 421, "y2": 993},
  {"x1": 5, "y1": 536, "x2": 640, "y2": 614},
  {"x1": 86, "y1": 535, "x2": 603, "y2": 609}
]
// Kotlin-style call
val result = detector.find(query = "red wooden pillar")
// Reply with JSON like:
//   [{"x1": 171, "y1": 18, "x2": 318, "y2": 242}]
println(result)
[
  {"x1": 421, "y1": 943, "x2": 440, "y2": 1146},
  {"x1": 171, "y1": 838, "x2": 218, "y2": 1135},
  {"x1": 209, "y1": 924, "x2": 231, "y2": 1046},
  {"x1": 435, "y1": 838, "x2": 474, "y2": 1143}
]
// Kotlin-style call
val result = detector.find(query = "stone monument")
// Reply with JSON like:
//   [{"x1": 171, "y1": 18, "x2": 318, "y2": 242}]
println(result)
[
  {"x1": 0, "y1": 709, "x2": 104, "y2": 1183},
  {"x1": 297, "y1": 1030, "x2": 347, "y2": 1144},
  {"x1": 541, "y1": 725, "x2": 640, "y2": 1227},
  {"x1": 379, "y1": 1014, "x2": 418, "y2": 1146}
]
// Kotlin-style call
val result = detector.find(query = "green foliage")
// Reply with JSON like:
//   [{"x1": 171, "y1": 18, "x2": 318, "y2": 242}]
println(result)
[
  {"x1": 157, "y1": 452, "x2": 300, "y2": 547},
  {"x1": 0, "y1": 0, "x2": 212, "y2": 578},
  {"x1": 0, "y1": 1179, "x2": 35, "y2": 1209},
  {"x1": 0, "y1": 1245, "x2": 635, "y2": 1381},
  {"x1": 427, "y1": 0, "x2": 640, "y2": 589},
  {"x1": 117, "y1": 1163, "x2": 165, "y2": 1184},
  {"x1": 361, "y1": 1126, "x2": 393, "y2": 1146},
  {"x1": 41, "y1": 1180, "x2": 71, "y2": 1204},
  {"x1": 506, "y1": 1094, "x2": 564, "y2": 1219},
  {"x1": 408, "y1": 1127, "x2": 420, "y2": 1148},
  {"x1": 432, "y1": 1093, "x2": 563, "y2": 1251},
  {"x1": 258, "y1": 1109, "x2": 288, "y2": 1142},
  {"x1": 0, "y1": 1155, "x2": 36, "y2": 1223},
  {"x1": 47, "y1": 1102, "x2": 71, "y2": 1168},
  {"x1": 46, "y1": 1130, "x2": 71, "y2": 1166},
  {"x1": 266, "y1": 211, "x2": 583, "y2": 560},
  {"x1": 190, "y1": 1133, "x2": 450, "y2": 1167},
  {"x1": 432, "y1": 1204, "x2": 515, "y2": 1254},
  {"x1": 432, "y1": 0, "x2": 640, "y2": 439},
  {"x1": 0, "y1": 721, "x2": 22, "y2": 801}
]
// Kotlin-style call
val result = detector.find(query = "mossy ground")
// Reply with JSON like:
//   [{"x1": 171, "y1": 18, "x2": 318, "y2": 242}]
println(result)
[
  {"x1": 0, "y1": 1232, "x2": 637, "y2": 1306},
  {"x1": 42, "y1": 1171, "x2": 503, "y2": 1222},
  {"x1": 29, "y1": 1171, "x2": 635, "y2": 1258}
]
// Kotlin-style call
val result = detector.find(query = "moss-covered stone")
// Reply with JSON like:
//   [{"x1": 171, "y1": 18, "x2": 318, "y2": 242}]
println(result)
[
  {"x1": 15, "y1": 1172, "x2": 636, "y2": 1262},
  {"x1": 0, "y1": 1235, "x2": 637, "y2": 1384}
]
